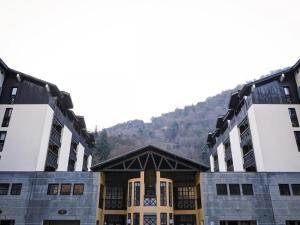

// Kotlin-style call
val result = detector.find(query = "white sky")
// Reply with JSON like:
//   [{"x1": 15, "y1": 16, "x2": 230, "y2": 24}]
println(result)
[{"x1": 1, "y1": 0, "x2": 300, "y2": 130}]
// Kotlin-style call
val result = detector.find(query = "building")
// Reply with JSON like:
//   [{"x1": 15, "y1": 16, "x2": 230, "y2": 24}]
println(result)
[
  {"x1": 0, "y1": 58, "x2": 93, "y2": 172},
  {"x1": 207, "y1": 59, "x2": 300, "y2": 172},
  {"x1": 1, "y1": 58, "x2": 300, "y2": 225}
]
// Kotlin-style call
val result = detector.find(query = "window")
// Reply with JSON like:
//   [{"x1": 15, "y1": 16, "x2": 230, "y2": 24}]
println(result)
[
  {"x1": 168, "y1": 182, "x2": 173, "y2": 206},
  {"x1": 73, "y1": 184, "x2": 84, "y2": 195},
  {"x1": 284, "y1": 86, "x2": 292, "y2": 103},
  {"x1": 2, "y1": 108, "x2": 13, "y2": 127},
  {"x1": 294, "y1": 131, "x2": 300, "y2": 151},
  {"x1": 169, "y1": 214, "x2": 173, "y2": 225},
  {"x1": 196, "y1": 184, "x2": 201, "y2": 209},
  {"x1": 134, "y1": 182, "x2": 140, "y2": 206},
  {"x1": 128, "y1": 213, "x2": 131, "y2": 225},
  {"x1": 105, "y1": 185, "x2": 124, "y2": 209},
  {"x1": 99, "y1": 184, "x2": 104, "y2": 209},
  {"x1": 60, "y1": 184, "x2": 71, "y2": 195},
  {"x1": 213, "y1": 154, "x2": 219, "y2": 172},
  {"x1": 286, "y1": 221, "x2": 300, "y2": 225},
  {"x1": 133, "y1": 213, "x2": 140, "y2": 225},
  {"x1": 229, "y1": 184, "x2": 240, "y2": 195},
  {"x1": 0, "y1": 183, "x2": 9, "y2": 195},
  {"x1": 160, "y1": 182, "x2": 167, "y2": 206},
  {"x1": 291, "y1": 184, "x2": 300, "y2": 195},
  {"x1": 242, "y1": 184, "x2": 253, "y2": 195},
  {"x1": 0, "y1": 131, "x2": 7, "y2": 152},
  {"x1": 174, "y1": 186, "x2": 195, "y2": 210},
  {"x1": 128, "y1": 182, "x2": 132, "y2": 207},
  {"x1": 10, "y1": 87, "x2": 18, "y2": 104},
  {"x1": 47, "y1": 184, "x2": 59, "y2": 195},
  {"x1": 216, "y1": 184, "x2": 227, "y2": 195},
  {"x1": 10, "y1": 183, "x2": 22, "y2": 195},
  {"x1": 160, "y1": 213, "x2": 167, "y2": 225},
  {"x1": 279, "y1": 184, "x2": 291, "y2": 196},
  {"x1": 289, "y1": 108, "x2": 299, "y2": 127}
]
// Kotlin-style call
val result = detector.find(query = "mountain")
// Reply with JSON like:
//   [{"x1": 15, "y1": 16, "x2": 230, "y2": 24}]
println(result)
[{"x1": 92, "y1": 85, "x2": 241, "y2": 166}]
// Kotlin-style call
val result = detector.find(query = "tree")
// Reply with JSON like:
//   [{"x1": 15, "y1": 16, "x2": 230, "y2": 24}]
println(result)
[{"x1": 92, "y1": 129, "x2": 110, "y2": 165}]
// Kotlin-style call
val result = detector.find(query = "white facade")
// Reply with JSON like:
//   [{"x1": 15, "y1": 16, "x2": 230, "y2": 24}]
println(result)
[
  {"x1": 0, "y1": 104, "x2": 90, "y2": 171},
  {"x1": 210, "y1": 104, "x2": 300, "y2": 172},
  {"x1": 0, "y1": 104, "x2": 54, "y2": 171}
]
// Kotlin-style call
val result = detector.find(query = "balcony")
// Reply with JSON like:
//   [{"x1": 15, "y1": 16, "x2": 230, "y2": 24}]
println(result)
[
  {"x1": 243, "y1": 150, "x2": 256, "y2": 169},
  {"x1": 69, "y1": 148, "x2": 77, "y2": 161},
  {"x1": 46, "y1": 150, "x2": 58, "y2": 169},
  {"x1": 224, "y1": 147, "x2": 232, "y2": 161},
  {"x1": 214, "y1": 160, "x2": 219, "y2": 172},
  {"x1": 240, "y1": 128, "x2": 252, "y2": 148},
  {"x1": 50, "y1": 128, "x2": 61, "y2": 146},
  {"x1": 144, "y1": 186, "x2": 156, "y2": 206}
]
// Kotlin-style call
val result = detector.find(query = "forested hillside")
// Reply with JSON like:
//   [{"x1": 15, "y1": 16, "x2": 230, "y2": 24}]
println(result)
[{"x1": 92, "y1": 85, "x2": 241, "y2": 166}]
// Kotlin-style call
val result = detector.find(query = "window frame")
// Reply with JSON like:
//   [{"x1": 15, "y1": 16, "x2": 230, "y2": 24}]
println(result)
[
  {"x1": 2, "y1": 108, "x2": 13, "y2": 127},
  {"x1": 60, "y1": 183, "x2": 72, "y2": 195},
  {"x1": 241, "y1": 184, "x2": 253, "y2": 196},
  {"x1": 133, "y1": 181, "x2": 140, "y2": 206},
  {"x1": 47, "y1": 183, "x2": 59, "y2": 195},
  {"x1": 0, "y1": 183, "x2": 10, "y2": 195},
  {"x1": 216, "y1": 184, "x2": 228, "y2": 196},
  {"x1": 279, "y1": 184, "x2": 291, "y2": 196},
  {"x1": 291, "y1": 184, "x2": 300, "y2": 196},
  {"x1": 160, "y1": 213, "x2": 167, "y2": 225},
  {"x1": 73, "y1": 183, "x2": 84, "y2": 195},
  {"x1": 229, "y1": 184, "x2": 241, "y2": 196},
  {"x1": 160, "y1": 181, "x2": 167, "y2": 206},
  {"x1": 10, "y1": 183, "x2": 22, "y2": 195}
]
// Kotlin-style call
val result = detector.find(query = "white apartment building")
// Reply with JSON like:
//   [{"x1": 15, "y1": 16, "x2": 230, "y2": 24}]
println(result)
[
  {"x1": 207, "y1": 59, "x2": 300, "y2": 172},
  {"x1": 0, "y1": 58, "x2": 93, "y2": 171}
]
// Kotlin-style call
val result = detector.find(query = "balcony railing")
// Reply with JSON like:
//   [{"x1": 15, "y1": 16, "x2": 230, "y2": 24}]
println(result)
[
  {"x1": 174, "y1": 199, "x2": 195, "y2": 210},
  {"x1": 224, "y1": 147, "x2": 232, "y2": 161},
  {"x1": 69, "y1": 149, "x2": 77, "y2": 161},
  {"x1": 243, "y1": 150, "x2": 256, "y2": 169},
  {"x1": 240, "y1": 128, "x2": 252, "y2": 148},
  {"x1": 227, "y1": 165, "x2": 234, "y2": 171},
  {"x1": 144, "y1": 195, "x2": 157, "y2": 206},
  {"x1": 46, "y1": 150, "x2": 58, "y2": 169},
  {"x1": 105, "y1": 199, "x2": 125, "y2": 210},
  {"x1": 50, "y1": 128, "x2": 61, "y2": 146}
]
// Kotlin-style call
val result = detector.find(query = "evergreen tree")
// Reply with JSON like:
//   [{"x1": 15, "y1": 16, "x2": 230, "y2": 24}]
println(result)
[{"x1": 92, "y1": 129, "x2": 110, "y2": 165}]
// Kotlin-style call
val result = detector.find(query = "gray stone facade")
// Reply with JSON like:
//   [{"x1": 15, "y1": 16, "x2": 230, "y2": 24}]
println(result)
[
  {"x1": 0, "y1": 172, "x2": 100, "y2": 225},
  {"x1": 201, "y1": 172, "x2": 300, "y2": 225}
]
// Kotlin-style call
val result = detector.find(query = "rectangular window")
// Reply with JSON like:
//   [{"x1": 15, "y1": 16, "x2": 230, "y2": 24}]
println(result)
[
  {"x1": 242, "y1": 184, "x2": 253, "y2": 195},
  {"x1": 99, "y1": 184, "x2": 104, "y2": 209},
  {"x1": 291, "y1": 184, "x2": 300, "y2": 195},
  {"x1": 196, "y1": 184, "x2": 201, "y2": 208},
  {"x1": 168, "y1": 182, "x2": 173, "y2": 206},
  {"x1": 47, "y1": 184, "x2": 59, "y2": 195},
  {"x1": 73, "y1": 184, "x2": 84, "y2": 195},
  {"x1": 160, "y1": 182, "x2": 167, "y2": 206},
  {"x1": 10, "y1": 87, "x2": 18, "y2": 104},
  {"x1": 294, "y1": 131, "x2": 300, "y2": 151},
  {"x1": 0, "y1": 183, "x2": 9, "y2": 195},
  {"x1": 160, "y1": 213, "x2": 167, "y2": 225},
  {"x1": 105, "y1": 186, "x2": 124, "y2": 209},
  {"x1": 133, "y1": 213, "x2": 140, "y2": 225},
  {"x1": 229, "y1": 184, "x2": 240, "y2": 195},
  {"x1": 60, "y1": 184, "x2": 71, "y2": 195},
  {"x1": 134, "y1": 182, "x2": 140, "y2": 206},
  {"x1": 169, "y1": 214, "x2": 173, "y2": 225},
  {"x1": 174, "y1": 186, "x2": 195, "y2": 210},
  {"x1": 2, "y1": 108, "x2": 13, "y2": 127},
  {"x1": 279, "y1": 184, "x2": 291, "y2": 196},
  {"x1": 289, "y1": 108, "x2": 299, "y2": 127},
  {"x1": 10, "y1": 183, "x2": 22, "y2": 195},
  {"x1": 128, "y1": 213, "x2": 131, "y2": 225},
  {"x1": 0, "y1": 131, "x2": 7, "y2": 152},
  {"x1": 128, "y1": 182, "x2": 132, "y2": 207},
  {"x1": 284, "y1": 86, "x2": 292, "y2": 103},
  {"x1": 286, "y1": 221, "x2": 300, "y2": 225},
  {"x1": 216, "y1": 184, "x2": 228, "y2": 195}
]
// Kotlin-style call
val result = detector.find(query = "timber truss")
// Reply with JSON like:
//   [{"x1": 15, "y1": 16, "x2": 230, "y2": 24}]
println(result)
[{"x1": 92, "y1": 145, "x2": 208, "y2": 172}]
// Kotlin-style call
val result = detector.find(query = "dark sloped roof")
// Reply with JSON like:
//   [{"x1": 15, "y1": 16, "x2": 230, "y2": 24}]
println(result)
[{"x1": 92, "y1": 145, "x2": 209, "y2": 172}]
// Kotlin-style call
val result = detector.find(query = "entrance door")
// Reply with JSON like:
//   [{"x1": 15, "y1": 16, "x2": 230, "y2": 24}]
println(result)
[
  {"x1": 174, "y1": 215, "x2": 196, "y2": 225},
  {"x1": 104, "y1": 215, "x2": 126, "y2": 225}
]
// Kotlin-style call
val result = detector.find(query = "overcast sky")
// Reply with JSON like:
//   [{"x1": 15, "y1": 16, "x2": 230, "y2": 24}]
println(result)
[{"x1": 1, "y1": 0, "x2": 300, "y2": 130}]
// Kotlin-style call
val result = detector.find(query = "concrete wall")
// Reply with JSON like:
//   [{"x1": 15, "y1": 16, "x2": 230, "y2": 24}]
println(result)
[
  {"x1": 217, "y1": 144, "x2": 226, "y2": 172},
  {"x1": 75, "y1": 144, "x2": 85, "y2": 171},
  {"x1": 201, "y1": 172, "x2": 300, "y2": 225},
  {"x1": 0, "y1": 172, "x2": 100, "y2": 225},
  {"x1": 57, "y1": 126, "x2": 72, "y2": 171},
  {"x1": 229, "y1": 125, "x2": 244, "y2": 172},
  {"x1": 248, "y1": 104, "x2": 300, "y2": 172},
  {"x1": 0, "y1": 104, "x2": 54, "y2": 171}
]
